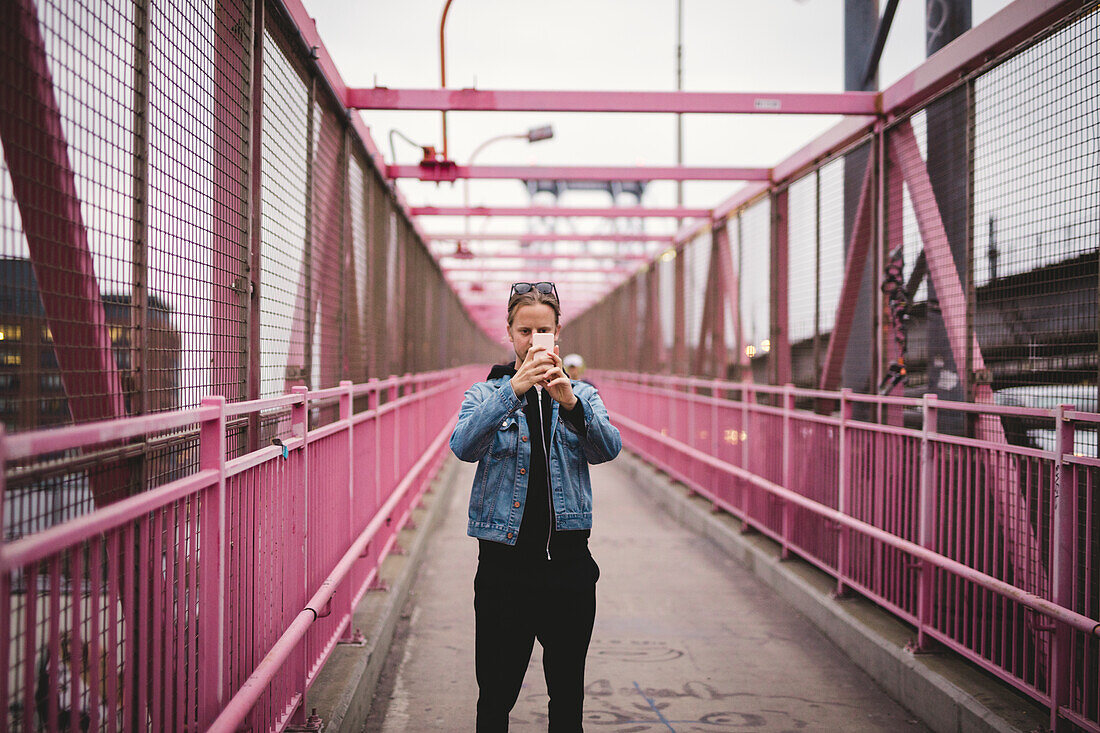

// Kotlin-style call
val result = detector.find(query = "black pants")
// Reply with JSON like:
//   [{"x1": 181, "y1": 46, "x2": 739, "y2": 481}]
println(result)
[{"x1": 474, "y1": 556, "x2": 598, "y2": 732}]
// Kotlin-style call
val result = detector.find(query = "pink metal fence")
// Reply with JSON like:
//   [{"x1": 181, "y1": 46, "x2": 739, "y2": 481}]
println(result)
[
  {"x1": 594, "y1": 370, "x2": 1100, "y2": 732},
  {"x1": 0, "y1": 366, "x2": 478, "y2": 731}
]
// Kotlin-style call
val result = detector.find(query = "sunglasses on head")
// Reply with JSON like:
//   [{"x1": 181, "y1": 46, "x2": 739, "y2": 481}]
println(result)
[{"x1": 510, "y1": 281, "x2": 558, "y2": 300}]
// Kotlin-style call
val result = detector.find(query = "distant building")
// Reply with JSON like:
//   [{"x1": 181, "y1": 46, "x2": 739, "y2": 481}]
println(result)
[{"x1": 0, "y1": 258, "x2": 181, "y2": 432}]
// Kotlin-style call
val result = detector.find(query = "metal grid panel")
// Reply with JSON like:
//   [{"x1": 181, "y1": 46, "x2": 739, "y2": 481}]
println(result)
[
  {"x1": 312, "y1": 101, "x2": 346, "y2": 389},
  {"x1": 786, "y1": 173, "x2": 817, "y2": 387},
  {"x1": 684, "y1": 233, "x2": 708, "y2": 349},
  {"x1": 739, "y1": 200, "x2": 771, "y2": 363},
  {"x1": 972, "y1": 9, "x2": 1099, "y2": 423},
  {"x1": 258, "y1": 28, "x2": 309, "y2": 398},
  {"x1": 1, "y1": 0, "x2": 138, "y2": 432},
  {"x1": 817, "y1": 156, "x2": 847, "y2": 346},
  {"x1": 150, "y1": 0, "x2": 251, "y2": 407},
  {"x1": 348, "y1": 153, "x2": 369, "y2": 383},
  {"x1": 723, "y1": 217, "x2": 739, "y2": 363}
]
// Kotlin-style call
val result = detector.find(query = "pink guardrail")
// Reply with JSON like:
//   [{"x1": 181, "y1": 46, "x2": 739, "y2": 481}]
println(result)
[
  {"x1": 593, "y1": 370, "x2": 1100, "y2": 733},
  {"x1": 0, "y1": 367, "x2": 479, "y2": 732}
]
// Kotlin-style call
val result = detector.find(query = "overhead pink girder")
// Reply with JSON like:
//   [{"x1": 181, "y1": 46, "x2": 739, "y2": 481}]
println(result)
[
  {"x1": 437, "y1": 251, "x2": 651, "y2": 262},
  {"x1": 444, "y1": 263, "x2": 634, "y2": 275},
  {"x1": 427, "y1": 232, "x2": 676, "y2": 243},
  {"x1": 450, "y1": 277, "x2": 621, "y2": 289},
  {"x1": 347, "y1": 87, "x2": 881, "y2": 115},
  {"x1": 411, "y1": 205, "x2": 712, "y2": 218},
  {"x1": 387, "y1": 164, "x2": 770, "y2": 183}
]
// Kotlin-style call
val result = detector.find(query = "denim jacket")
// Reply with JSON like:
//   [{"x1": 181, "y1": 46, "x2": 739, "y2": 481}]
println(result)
[{"x1": 450, "y1": 374, "x2": 622, "y2": 544}]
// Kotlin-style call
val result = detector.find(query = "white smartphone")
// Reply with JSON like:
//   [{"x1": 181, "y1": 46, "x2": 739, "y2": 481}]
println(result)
[{"x1": 531, "y1": 332, "x2": 556, "y2": 353}]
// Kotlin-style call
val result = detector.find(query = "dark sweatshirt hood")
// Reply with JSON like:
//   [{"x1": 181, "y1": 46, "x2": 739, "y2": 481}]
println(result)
[{"x1": 487, "y1": 363, "x2": 517, "y2": 380}]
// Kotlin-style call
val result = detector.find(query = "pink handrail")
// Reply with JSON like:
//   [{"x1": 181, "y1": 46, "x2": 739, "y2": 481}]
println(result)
[
  {"x1": 0, "y1": 366, "x2": 480, "y2": 731},
  {"x1": 614, "y1": 412, "x2": 1099, "y2": 638},
  {"x1": 595, "y1": 369, "x2": 1099, "y2": 731},
  {"x1": 207, "y1": 408, "x2": 459, "y2": 733}
]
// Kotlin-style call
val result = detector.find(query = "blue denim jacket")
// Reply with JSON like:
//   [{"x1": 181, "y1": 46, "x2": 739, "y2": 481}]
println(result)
[{"x1": 450, "y1": 374, "x2": 622, "y2": 544}]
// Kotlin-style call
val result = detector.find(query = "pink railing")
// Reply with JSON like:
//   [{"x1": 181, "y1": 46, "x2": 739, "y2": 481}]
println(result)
[
  {"x1": 0, "y1": 366, "x2": 479, "y2": 732},
  {"x1": 594, "y1": 370, "x2": 1100, "y2": 733}
]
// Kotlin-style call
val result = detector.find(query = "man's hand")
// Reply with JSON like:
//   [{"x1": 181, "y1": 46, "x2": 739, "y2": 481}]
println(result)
[
  {"x1": 510, "y1": 345, "x2": 554, "y2": 397},
  {"x1": 544, "y1": 347, "x2": 577, "y2": 409}
]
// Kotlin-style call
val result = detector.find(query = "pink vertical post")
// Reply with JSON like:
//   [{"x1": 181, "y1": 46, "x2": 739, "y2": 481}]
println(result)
[
  {"x1": 368, "y1": 378, "x2": 381, "y2": 514},
  {"x1": 687, "y1": 381, "x2": 697, "y2": 493},
  {"x1": 393, "y1": 377, "x2": 403, "y2": 489},
  {"x1": 245, "y1": 0, "x2": 265, "y2": 449},
  {"x1": 1049, "y1": 404, "x2": 1075, "y2": 731},
  {"x1": 711, "y1": 379, "x2": 721, "y2": 505},
  {"x1": 836, "y1": 389, "x2": 853, "y2": 596},
  {"x1": 771, "y1": 189, "x2": 791, "y2": 386},
  {"x1": 289, "y1": 385, "x2": 309, "y2": 724},
  {"x1": 339, "y1": 380, "x2": 356, "y2": 639},
  {"x1": 917, "y1": 393, "x2": 938, "y2": 649},
  {"x1": 781, "y1": 384, "x2": 795, "y2": 559},
  {"x1": 673, "y1": 249, "x2": 687, "y2": 374},
  {"x1": 198, "y1": 396, "x2": 227, "y2": 726},
  {"x1": 740, "y1": 381, "x2": 752, "y2": 530}
]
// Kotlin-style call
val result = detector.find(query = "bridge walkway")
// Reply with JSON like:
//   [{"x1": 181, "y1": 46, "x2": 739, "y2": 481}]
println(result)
[{"x1": 361, "y1": 458, "x2": 930, "y2": 732}]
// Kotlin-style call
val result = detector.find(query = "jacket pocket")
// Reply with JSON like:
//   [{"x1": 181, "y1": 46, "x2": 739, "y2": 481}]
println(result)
[{"x1": 493, "y1": 417, "x2": 519, "y2": 456}]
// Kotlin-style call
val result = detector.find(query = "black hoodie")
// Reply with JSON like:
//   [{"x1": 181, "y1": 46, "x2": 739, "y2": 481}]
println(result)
[{"x1": 478, "y1": 364, "x2": 590, "y2": 570}]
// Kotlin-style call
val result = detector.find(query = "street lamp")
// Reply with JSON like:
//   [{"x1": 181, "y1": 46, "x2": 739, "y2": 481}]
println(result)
[{"x1": 464, "y1": 125, "x2": 554, "y2": 238}]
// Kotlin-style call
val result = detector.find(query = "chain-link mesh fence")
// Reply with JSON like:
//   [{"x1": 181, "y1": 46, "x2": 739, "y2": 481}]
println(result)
[
  {"x1": 564, "y1": 6, "x2": 1098, "y2": 446},
  {"x1": 1, "y1": 0, "x2": 495, "y2": 537}
]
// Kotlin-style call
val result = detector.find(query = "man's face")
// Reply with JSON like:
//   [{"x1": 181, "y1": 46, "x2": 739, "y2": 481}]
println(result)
[{"x1": 507, "y1": 304, "x2": 559, "y2": 364}]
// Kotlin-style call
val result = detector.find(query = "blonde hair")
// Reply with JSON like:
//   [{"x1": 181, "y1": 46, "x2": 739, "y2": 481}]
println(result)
[{"x1": 507, "y1": 289, "x2": 560, "y2": 326}]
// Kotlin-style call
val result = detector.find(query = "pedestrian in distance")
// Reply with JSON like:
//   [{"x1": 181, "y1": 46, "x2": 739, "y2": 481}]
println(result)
[
  {"x1": 450, "y1": 281, "x2": 622, "y2": 732},
  {"x1": 562, "y1": 353, "x2": 585, "y2": 381}
]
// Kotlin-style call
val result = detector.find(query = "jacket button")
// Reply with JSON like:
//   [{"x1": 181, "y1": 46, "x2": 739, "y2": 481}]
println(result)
[
  {"x1": 513, "y1": 501, "x2": 520, "y2": 508},
  {"x1": 506, "y1": 532, "x2": 513, "y2": 539},
  {"x1": 521, "y1": 436, "x2": 527, "y2": 442},
  {"x1": 519, "y1": 468, "x2": 526, "y2": 475}
]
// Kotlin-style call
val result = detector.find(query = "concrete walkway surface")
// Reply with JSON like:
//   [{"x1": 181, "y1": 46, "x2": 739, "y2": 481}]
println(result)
[{"x1": 361, "y1": 458, "x2": 930, "y2": 732}]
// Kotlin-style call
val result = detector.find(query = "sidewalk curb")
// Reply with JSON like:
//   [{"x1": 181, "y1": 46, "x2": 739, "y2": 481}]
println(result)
[
  {"x1": 615, "y1": 450, "x2": 1047, "y2": 733},
  {"x1": 307, "y1": 456, "x2": 460, "y2": 733}
]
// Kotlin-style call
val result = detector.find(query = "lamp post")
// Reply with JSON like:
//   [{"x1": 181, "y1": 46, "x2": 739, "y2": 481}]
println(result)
[{"x1": 464, "y1": 125, "x2": 554, "y2": 239}]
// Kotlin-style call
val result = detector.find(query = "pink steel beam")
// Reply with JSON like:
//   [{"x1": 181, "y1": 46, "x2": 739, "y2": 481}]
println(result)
[
  {"x1": 889, "y1": 119, "x2": 1047, "y2": 612},
  {"x1": 411, "y1": 205, "x2": 711, "y2": 218},
  {"x1": 347, "y1": 87, "x2": 880, "y2": 115},
  {"x1": 882, "y1": 0, "x2": 1088, "y2": 115},
  {"x1": 387, "y1": 164, "x2": 770, "y2": 183},
  {"x1": 0, "y1": 0, "x2": 126, "y2": 427},
  {"x1": 444, "y1": 264, "x2": 634, "y2": 275},
  {"x1": 437, "y1": 251, "x2": 651, "y2": 262},
  {"x1": 427, "y1": 233, "x2": 676, "y2": 243}
]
